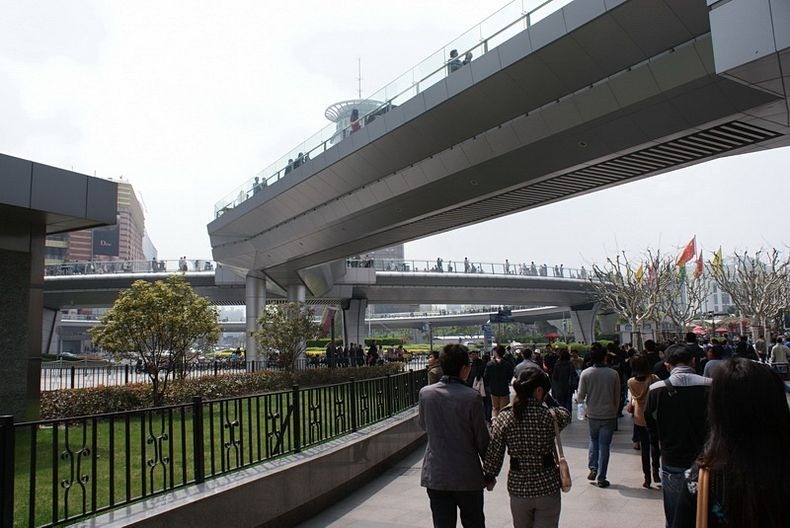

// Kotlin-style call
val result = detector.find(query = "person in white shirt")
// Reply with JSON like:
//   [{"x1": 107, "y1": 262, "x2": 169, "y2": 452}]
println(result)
[{"x1": 769, "y1": 336, "x2": 789, "y2": 364}]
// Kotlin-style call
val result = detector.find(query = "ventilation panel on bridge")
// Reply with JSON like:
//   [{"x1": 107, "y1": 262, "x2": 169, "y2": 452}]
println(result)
[{"x1": 403, "y1": 120, "x2": 781, "y2": 234}]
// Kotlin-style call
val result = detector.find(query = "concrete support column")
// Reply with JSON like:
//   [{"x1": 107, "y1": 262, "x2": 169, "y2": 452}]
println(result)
[
  {"x1": 245, "y1": 273, "x2": 266, "y2": 368},
  {"x1": 598, "y1": 312, "x2": 619, "y2": 337},
  {"x1": 286, "y1": 284, "x2": 306, "y2": 302},
  {"x1": 0, "y1": 219, "x2": 45, "y2": 420},
  {"x1": 342, "y1": 298, "x2": 368, "y2": 350},
  {"x1": 287, "y1": 284, "x2": 307, "y2": 369},
  {"x1": 570, "y1": 303, "x2": 599, "y2": 344}
]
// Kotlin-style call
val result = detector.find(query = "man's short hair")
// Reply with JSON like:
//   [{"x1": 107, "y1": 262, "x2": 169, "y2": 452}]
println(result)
[
  {"x1": 494, "y1": 345, "x2": 506, "y2": 358},
  {"x1": 521, "y1": 348, "x2": 533, "y2": 360},
  {"x1": 429, "y1": 350, "x2": 440, "y2": 360},
  {"x1": 440, "y1": 344, "x2": 469, "y2": 377},
  {"x1": 665, "y1": 344, "x2": 693, "y2": 365},
  {"x1": 644, "y1": 339, "x2": 656, "y2": 352},
  {"x1": 685, "y1": 332, "x2": 698, "y2": 343},
  {"x1": 588, "y1": 343, "x2": 606, "y2": 364}
]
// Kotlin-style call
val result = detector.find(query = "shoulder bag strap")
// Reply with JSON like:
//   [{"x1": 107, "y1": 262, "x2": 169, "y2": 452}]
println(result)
[
  {"x1": 549, "y1": 408, "x2": 565, "y2": 458},
  {"x1": 695, "y1": 467, "x2": 709, "y2": 527}
]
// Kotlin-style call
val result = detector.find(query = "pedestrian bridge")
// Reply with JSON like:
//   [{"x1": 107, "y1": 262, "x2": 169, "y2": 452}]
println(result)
[
  {"x1": 208, "y1": 0, "x2": 790, "y2": 293},
  {"x1": 42, "y1": 257, "x2": 595, "y2": 308},
  {"x1": 42, "y1": 257, "x2": 606, "y2": 348}
]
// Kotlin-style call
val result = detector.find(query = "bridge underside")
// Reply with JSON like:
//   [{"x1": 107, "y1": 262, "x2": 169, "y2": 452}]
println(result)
[{"x1": 208, "y1": 0, "x2": 790, "y2": 294}]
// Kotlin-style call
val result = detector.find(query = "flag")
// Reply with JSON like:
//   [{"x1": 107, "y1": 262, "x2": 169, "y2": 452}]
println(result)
[
  {"x1": 319, "y1": 306, "x2": 337, "y2": 336},
  {"x1": 711, "y1": 247, "x2": 723, "y2": 273},
  {"x1": 693, "y1": 251, "x2": 704, "y2": 279},
  {"x1": 635, "y1": 263, "x2": 644, "y2": 282},
  {"x1": 647, "y1": 262, "x2": 657, "y2": 285},
  {"x1": 679, "y1": 264, "x2": 687, "y2": 280},
  {"x1": 677, "y1": 236, "x2": 696, "y2": 266}
]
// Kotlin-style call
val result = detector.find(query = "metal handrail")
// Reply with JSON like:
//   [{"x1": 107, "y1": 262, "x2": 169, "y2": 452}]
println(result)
[{"x1": 44, "y1": 257, "x2": 592, "y2": 279}]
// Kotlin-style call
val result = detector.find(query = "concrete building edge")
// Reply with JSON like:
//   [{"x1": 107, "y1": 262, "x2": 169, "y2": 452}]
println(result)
[{"x1": 69, "y1": 411, "x2": 425, "y2": 528}]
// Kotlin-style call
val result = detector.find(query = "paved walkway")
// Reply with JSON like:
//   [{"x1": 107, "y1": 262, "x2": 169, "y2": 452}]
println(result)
[{"x1": 297, "y1": 410, "x2": 666, "y2": 528}]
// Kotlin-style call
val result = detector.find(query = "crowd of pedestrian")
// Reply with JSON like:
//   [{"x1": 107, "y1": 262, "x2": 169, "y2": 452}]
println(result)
[
  {"x1": 313, "y1": 340, "x2": 414, "y2": 368},
  {"x1": 417, "y1": 333, "x2": 789, "y2": 528}
]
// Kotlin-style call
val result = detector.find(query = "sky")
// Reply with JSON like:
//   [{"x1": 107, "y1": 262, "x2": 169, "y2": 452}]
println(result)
[{"x1": 2, "y1": 0, "x2": 789, "y2": 271}]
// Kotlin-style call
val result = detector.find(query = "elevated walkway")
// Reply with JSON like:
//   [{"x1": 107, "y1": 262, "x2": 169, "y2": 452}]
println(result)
[
  {"x1": 42, "y1": 258, "x2": 595, "y2": 308},
  {"x1": 208, "y1": 0, "x2": 790, "y2": 291}
]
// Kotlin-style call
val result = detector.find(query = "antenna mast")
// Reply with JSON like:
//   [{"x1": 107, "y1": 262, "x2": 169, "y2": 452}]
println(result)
[{"x1": 357, "y1": 57, "x2": 362, "y2": 99}]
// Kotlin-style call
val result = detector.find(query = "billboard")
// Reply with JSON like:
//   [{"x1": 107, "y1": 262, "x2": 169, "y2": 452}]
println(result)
[{"x1": 92, "y1": 225, "x2": 119, "y2": 256}]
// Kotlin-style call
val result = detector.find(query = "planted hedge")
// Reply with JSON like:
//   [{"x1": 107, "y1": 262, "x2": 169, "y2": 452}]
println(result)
[{"x1": 40, "y1": 363, "x2": 405, "y2": 419}]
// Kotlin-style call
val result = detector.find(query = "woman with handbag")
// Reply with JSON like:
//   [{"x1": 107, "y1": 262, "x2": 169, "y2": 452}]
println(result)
[
  {"x1": 483, "y1": 369, "x2": 570, "y2": 528},
  {"x1": 672, "y1": 358, "x2": 790, "y2": 527},
  {"x1": 627, "y1": 354, "x2": 661, "y2": 488}
]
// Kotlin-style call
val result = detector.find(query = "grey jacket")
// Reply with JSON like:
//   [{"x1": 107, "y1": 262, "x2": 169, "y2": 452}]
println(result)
[{"x1": 419, "y1": 376, "x2": 490, "y2": 490}]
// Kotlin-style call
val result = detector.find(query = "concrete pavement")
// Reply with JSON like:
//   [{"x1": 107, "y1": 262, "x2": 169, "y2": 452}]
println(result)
[{"x1": 297, "y1": 410, "x2": 666, "y2": 528}]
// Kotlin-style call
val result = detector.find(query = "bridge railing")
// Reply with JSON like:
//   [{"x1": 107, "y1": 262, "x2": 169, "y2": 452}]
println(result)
[
  {"x1": 44, "y1": 258, "x2": 216, "y2": 276},
  {"x1": 6, "y1": 369, "x2": 427, "y2": 528},
  {"x1": 367, "y1": 304, "x2": 554, "y2": 320},
  {"x1": 349, "y1": 257, "x2": 590, "y2": 279},
  {"x1": 45, "y1": 257, "x2": 592, "y2": 279},
  {"x1": 214, "y1": 0, "x2": 572, "y2": 217}
]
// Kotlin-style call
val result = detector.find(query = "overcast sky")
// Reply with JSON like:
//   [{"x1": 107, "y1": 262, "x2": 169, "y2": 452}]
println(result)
[{"x1": 2, "y1": 0, "x2": 788, "y2": 271}]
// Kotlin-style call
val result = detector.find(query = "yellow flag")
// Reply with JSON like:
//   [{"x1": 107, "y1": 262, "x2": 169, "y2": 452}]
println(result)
[
  {"x1": 711, "y1": 247, "x2": 723, "y2": 273},
  {"x1": 635, "y1": 263, "x2": 644, "y2": 282}
]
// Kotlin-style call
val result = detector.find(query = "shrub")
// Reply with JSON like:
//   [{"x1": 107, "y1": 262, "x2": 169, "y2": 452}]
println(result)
[
  {"x1": 41, "y1": 384, "x2": 152, "y2": 419},
  {"x1": 40, "y1": 363, "x2": 410, "y2": 419}
]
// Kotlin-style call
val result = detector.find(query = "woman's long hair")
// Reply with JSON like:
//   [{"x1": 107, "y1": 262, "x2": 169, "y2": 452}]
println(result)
[
  {"x1": 698, "y1": 358, "x2": 790, "y2": 527},
  {"x1": 511, "y1": 368, "x2": 551, "y2": 419}
]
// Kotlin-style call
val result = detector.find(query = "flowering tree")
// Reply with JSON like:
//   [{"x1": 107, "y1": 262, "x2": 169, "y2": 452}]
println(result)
[
  {"x1": 90, "y1": 275, "x2": 220, "y2": 405},
  {"x1": 707, "y1": 249, "x2": 790, "y2": 341},
  {"x1": 256, "y1": 302, "x2": 320, "y2": 371},
  {"x1": 589, "y1": 251, "x2": 671, "y2": 351}
]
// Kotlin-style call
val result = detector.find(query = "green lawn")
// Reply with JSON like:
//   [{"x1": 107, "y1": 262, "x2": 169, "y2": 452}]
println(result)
[{"x1": 13, "y1": 375, "x2": 417, "y2": 527}]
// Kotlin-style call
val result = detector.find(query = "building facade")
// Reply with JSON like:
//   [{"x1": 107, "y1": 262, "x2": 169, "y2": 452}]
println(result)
[{"x1": 45, "y1": 179, "x2": 149, "y2": 265}]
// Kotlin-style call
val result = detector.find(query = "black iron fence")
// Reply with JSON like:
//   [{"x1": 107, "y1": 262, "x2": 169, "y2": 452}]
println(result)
[
  {"x1": 2, "y1": 369, "x2": 428, "y2": 528},
  {"x1": 39, "y1": 357, "x2": 430, "y2": 391}
]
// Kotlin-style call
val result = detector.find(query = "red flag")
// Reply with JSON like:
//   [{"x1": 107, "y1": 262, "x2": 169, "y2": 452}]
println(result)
[
  {"x1": 677, "y1": 236, "x2": 696, "y2": 266},
  {"x1": 693, "y1": 251, "x2": 704, "y2": 279},
  {"x1": 319, "y1": 306, "x2": 337, "y2": 336}
]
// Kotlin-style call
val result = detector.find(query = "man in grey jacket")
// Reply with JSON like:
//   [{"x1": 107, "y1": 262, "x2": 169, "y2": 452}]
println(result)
[
  {"x1": 576, "y1": 343, "x2": 621, "y2": 488},
  {"x1": 419, "y1": 344, "x2": 491, "y2": 527}
]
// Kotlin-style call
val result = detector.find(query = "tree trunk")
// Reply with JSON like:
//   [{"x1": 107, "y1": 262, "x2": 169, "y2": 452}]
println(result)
[{"x1": 630, "y1": 327, "x2": 644, "y2": 353}]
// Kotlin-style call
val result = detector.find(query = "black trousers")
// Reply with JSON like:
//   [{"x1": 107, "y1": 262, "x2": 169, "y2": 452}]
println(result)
[
  {"x1": 634, "y1": 424, "x2": 660, "y2": 479},
  {"x1": 426, "y1": 488, "x2": 485, "y2": 528}
]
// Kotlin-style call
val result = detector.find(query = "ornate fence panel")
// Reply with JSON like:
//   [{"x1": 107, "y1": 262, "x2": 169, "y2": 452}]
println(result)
[{"x1": 6, "y1": 369, "x2": 425, "y2": 527}]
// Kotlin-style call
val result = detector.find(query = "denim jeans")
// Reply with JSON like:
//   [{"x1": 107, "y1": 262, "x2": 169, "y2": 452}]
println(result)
[
  {"x1": 587, "y1": 417, "x2": 616, "y2": 481},
  {"x1": 661, "y1": 465, "x2": 688, "y2": 528}
]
